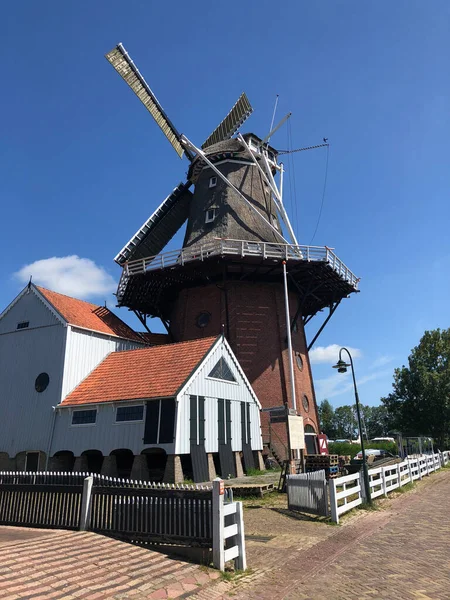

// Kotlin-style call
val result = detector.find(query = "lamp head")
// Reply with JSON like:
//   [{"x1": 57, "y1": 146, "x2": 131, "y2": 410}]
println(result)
[{"x1": 332, "y1": 359, "x2": 350, "y2": 374}]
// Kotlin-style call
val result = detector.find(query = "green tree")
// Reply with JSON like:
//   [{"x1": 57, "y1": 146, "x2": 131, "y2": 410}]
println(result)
[
  {"x1": 318, "y1": 399, "x2": 336, "y2": 438},
  {"x1": 361, "y1": 404, "x2": 392, "y2": 439},
  {"x1": 381, "y1": 329, "x2": 450, "y2": 447},
  {"x1": 333, "y1": 405, "x2": 356, "y2": 439}
]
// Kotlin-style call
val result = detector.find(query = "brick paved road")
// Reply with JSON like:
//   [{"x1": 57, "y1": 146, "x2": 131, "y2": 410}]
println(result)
[
  {"x1": 1, "y1": 471, "x2": 449, "y2": 599},
  {"x1": 0, "y1": 528, "x2": 219, "y2": 599},
  {"x1": 194, "y1": 469, "x2": 450, "y2": 600}
]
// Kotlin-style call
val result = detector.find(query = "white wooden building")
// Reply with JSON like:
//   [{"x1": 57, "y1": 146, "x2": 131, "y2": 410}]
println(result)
[
  {"x1": 0, "y1": 284, "x2": 264, "y2": 481},
  {"x1": 52, "y1": 335, "x2": 264, "y2": 482},
  {"x1": 0, "y1": 283, "x2": 143, "y2": 471}
]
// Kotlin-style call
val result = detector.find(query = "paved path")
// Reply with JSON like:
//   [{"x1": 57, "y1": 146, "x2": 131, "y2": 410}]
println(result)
[
  {"x1": 0, "y1": 528, "x2": 219, "y2": 599},
  {"x1": 191, "y1": 469, "x2": 450, "y2": 600},
  {"x1": 1, "y1": 470, "x2": 449, "y2": 599}
]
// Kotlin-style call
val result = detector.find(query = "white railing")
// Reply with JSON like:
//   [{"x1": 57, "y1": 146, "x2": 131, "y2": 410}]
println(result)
[
  {"x1": 330, "y1": 452, "x2": 450, "y2": 523},
  {"x1": 121, "y1": 239, "x2": 360, "y2": 289}
]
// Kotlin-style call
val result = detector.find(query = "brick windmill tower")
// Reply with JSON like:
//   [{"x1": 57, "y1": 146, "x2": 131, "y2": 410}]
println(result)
[{"x1": 106, "y1": 44, "x2": 359, "y2": 464}]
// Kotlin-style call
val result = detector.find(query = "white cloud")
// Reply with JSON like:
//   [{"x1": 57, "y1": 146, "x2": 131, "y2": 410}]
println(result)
[
  {"x1": 14, "y1": 256, "x2": 116, "y2": 300},
  {"x1": 370, "y1": 355, "x2": 395, "y2": 369},
  {"x1": 309, "y1": 344, "x2": 362, "y2": 365},
  {"x1": 315, "y1": 367, "x2": 393, "y2": 401}
]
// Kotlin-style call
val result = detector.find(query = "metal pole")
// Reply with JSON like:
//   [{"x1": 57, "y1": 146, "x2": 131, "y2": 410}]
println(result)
[
  {"x1": 340, "y1": 348, "x2": 372, "y2": 505},
  {"x1": 283, "y1": 262, "x2": 297, "y2": 413}
]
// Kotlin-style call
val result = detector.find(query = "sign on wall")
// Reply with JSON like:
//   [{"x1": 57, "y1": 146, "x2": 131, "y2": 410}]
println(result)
[{"x1": 288, "y1": 415, "x2": 305, "y2": 450}]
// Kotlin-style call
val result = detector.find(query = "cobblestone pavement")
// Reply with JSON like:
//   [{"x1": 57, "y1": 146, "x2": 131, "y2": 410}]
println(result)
[
  {"x1": 0, "y1": 528, "x2": 220, "y2": 599},
  {"x1": 1, "y1": 471, "x2": 449, "y2": 599},
  {"x1": 200, "y1": 469, "x2": 450, "y2": 600}
]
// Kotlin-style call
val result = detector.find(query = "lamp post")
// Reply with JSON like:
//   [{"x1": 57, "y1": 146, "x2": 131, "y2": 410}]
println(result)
[{"x1": 333, "y1": 348, "x2": 372, "y2": 505}]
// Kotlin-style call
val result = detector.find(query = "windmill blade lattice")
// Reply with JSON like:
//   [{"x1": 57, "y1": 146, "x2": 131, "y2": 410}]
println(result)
[
  {"x1": 201, "y1": 93, "x2": 253, "y2": 149},
  {"x1": 114, "y1": 183, "x2": 193, "y2": 265},
  {"x1": 105, "y1": 44, "x2": 192, "y2": 160}
]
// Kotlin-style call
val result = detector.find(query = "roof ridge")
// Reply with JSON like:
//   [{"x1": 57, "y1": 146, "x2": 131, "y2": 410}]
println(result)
[
  {"x1": 36, "y1": 286, "x2": 102, "y2": 311},
  {"x1": 108, "y1": 335, "x2": 218, "y2": 357}
]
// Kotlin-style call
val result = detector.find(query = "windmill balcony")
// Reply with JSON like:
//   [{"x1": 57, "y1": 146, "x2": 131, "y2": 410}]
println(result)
[
  {"x1": 116, "y1": 239, "x2": 359, "y2": 319},
  {"x1": 123, "y1": 239, "x2": 358, "y2": 285}
]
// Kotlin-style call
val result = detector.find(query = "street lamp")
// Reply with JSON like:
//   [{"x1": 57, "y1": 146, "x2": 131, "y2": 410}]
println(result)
[{"x1": 333, "y1": 348, "x2": 372, "y2": 505}]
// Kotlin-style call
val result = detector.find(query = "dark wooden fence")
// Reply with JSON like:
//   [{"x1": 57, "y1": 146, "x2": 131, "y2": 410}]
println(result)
[
  {"x1": 0, "y1": 479, "x2": 83, "y2": 530},
  {"x1": 0, "y1": 472, "x2": 212, "y2": 544},
  {"x1": 90, "y1": 485, "x2": 212, "y2": 546}
]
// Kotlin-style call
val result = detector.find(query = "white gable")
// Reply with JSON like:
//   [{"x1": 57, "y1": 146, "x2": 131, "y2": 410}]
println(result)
[
  {"x1": 178, "y1": 337, "x2": 260, "y2": 405},
  {"x1": 0, "y1": 286, "x2": 64, "y2": 335},
  {"x1": 175, "y1": 337, "x2": 262, "y2": 454}
]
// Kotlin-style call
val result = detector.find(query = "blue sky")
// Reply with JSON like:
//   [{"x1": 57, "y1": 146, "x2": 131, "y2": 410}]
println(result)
[{"x1": 2, "y1": 1, "x2": 449, "y2": 408}]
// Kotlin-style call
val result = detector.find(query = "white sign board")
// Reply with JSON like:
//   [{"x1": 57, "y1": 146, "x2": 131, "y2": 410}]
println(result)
[{"x1": 288, "y1": 415, "x2": 305, "y2": 450}]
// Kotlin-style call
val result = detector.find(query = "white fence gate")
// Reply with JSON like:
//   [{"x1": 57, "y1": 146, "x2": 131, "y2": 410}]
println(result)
[
  {"x1": 212, "y1": 478, "x2": 246, "y2": 571},
  {"x1": 330, "y1": 451, "x2": 450, "y2": 523},
  {"x1": 287, "y1": 470, "x2": 329, "y2": 517}
]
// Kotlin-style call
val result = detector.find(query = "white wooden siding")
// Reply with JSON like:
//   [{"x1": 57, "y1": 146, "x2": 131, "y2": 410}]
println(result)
[
  {"x1": 0, "y1": 322, "x2": 66, "y2": 457},
  {"x1": 175, "y1": 340, "x2": 262, "y2": 454},
  {"x1": 0, "y1": 289, "x2": 60, "y2": 335},
  {"x1": 61, "y1": 327, "x2": 143, "y2": 398},
  {"x1": 51, "y1": 403, "x2": 175, "y2": 457}
]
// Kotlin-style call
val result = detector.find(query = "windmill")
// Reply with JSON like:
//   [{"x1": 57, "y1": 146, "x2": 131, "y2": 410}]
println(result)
[{"x1": 106, "y1": 43, "x2": 360, "y2": 463}]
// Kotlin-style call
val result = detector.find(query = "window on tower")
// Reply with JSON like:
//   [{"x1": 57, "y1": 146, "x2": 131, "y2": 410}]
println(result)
[
  {"x1": 209, "y1": 176, "x2": 217, "y2": 188},
  {"x1": 205, "y1": 208, "x2": 218, "y2": 223}
]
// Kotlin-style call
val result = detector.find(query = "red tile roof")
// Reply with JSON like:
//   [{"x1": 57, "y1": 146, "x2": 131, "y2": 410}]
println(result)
[
  {"x1": 36, "y1": 286, "x2": 142, "y2": 342},
  {"x1": 139, "y1": 332, "x2": 171, "y2": 345},
  {"x1": 61, "y1": 336, "x2": 218, "y2": 406}
]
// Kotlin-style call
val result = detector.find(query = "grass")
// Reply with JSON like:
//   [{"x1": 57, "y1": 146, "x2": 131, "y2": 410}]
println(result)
[
  {"x1": 396, "y1": 482, "x2": 415, "y2": 493},
  {"x1": 244, "y1": 468, "x2": 267, "y2": 477}
]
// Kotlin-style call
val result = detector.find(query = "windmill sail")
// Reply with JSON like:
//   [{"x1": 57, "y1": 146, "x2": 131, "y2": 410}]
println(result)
[
  {"x1": 201, "y1": 93, "x2": 253, "y2": 149},
  {"x1": 114, "y1": 183, "x2": 193, "y2": 265},
  {"x1": 106, "y1": 44, "x2": 192, "y2": 160}
]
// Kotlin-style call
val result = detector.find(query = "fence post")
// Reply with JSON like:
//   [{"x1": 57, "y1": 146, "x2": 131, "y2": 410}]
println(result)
[
  {"x1": 212, "y1": 478, "x2": 225, "y2": 571},
  {"x1": 407, "y1": 459, "x2": 413, "y2": 483},
  {"x1": 329, "y1": 478, "x2": 339, "y2": 524},
  {"x1": 359, "y1": 471, "x2": 367, "y2": 502},
  {"x1": 381, "y1": 467, "x2": 387, "y2": 496},
  {"x1": 80, "y1": 476, "x2": 93, "y2": 531},
  {"x1": 396, "y1": 463, "x2": 402, "y2": 487},
  {"x1": 234, "y1": 502, "x2": 247, "y2": 571}
]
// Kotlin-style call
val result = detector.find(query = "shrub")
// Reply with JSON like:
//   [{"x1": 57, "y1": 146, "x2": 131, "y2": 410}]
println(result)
[{"x1": 328, "y1": 440, "x2": 398, "y2": 458}]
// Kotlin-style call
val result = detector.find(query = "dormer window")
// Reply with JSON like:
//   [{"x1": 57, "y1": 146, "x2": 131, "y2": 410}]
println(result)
[
  {"x1": 209, "y1": 176, "x2": 217, "y2": 188},
  {"x1": 205, "y1": 208, "x2": 218, "y2": 223},
  {"x1": 17, "y1": 321, "x2": 29, "y2": 330}
]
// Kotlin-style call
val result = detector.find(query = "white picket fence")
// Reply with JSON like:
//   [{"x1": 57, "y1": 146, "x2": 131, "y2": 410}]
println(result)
[{"x1": 330, "y1": 451, "x2": 450, "y2": 523}]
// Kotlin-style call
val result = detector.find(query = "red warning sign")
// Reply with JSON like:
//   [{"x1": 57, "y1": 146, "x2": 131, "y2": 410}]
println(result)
[{"x1": 317, "y1": 434, "x2": 329, "y2": 455}]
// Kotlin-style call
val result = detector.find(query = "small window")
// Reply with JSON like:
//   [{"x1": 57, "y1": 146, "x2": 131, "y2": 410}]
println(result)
[
  {"x1": 196, "y1": 311, "x2": 211, "y2": 328},
  {"x1": 205, "y1": 208, "x2": 217, "y2": 223},
  {"x1": 295, "y1": 352, "x2": 303, "y2": 370},
  {"x1": 72, "y1": 409, "x2": 97, "y2": 425},
  {"x1": 35, "y1": 373, "x2": 50, "y2": 393},
  {"x1": 208, "y1": 357, "x2": 236, "y2": 382},
  {"x1": 209, "y1": 176, "x2": 217, "y2": 188},
  {"x1": 302, "y1": 395, "x2": 310, "y2": 412},
  {"x1": 116, "y1": 405, "x2": 144, "y2": 422},
  {"x1": 17, "y1": 321, "x2": 29, "y2": 330}
]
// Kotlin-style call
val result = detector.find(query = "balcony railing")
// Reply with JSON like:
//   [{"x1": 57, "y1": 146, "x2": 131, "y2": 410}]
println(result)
[{"x1": 120, "y1": 239, "x2": 359, "y2": 290}]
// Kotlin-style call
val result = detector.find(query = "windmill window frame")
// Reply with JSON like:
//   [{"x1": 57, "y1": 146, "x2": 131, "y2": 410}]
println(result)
[
  {"x1": 17, "y1": 321, "x2": 30, "y2": 330},
  {"x1": 209, "y1": 176, "x2": 217, "y2": 188},
  {"x1": 205, "y1": 208, "x2": 218, "y2": 224}
]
